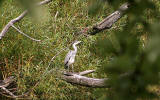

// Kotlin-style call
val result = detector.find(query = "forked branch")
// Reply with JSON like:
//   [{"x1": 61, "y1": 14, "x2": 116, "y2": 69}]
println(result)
[
  {"x1": 62, "y1": 70, "x2": 108, "y2": 88},
  {"x1": 0, "y1": 0, "x2": 51, "y2": 40}
]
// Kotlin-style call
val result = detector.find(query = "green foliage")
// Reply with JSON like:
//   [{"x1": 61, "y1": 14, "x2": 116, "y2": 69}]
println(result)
[
  {"x1": 88, "y1": 0, "x2": 105, "y2": 15},
  {"x1": 1, "y1": 0, "x2": 160, "y2": 99},
  {"x1": 0, "y1": 0, "x2": 3, "y2": 5},
  {"x1": 0, "y1": 0, "x2": 109, "y2": 99},
  {"x1": 91, "y1": 0, "x2": 160, "y2": 100}
]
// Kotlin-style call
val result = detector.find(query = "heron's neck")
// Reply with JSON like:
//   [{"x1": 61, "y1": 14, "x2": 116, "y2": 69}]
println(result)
[{"x1": 73, "y1": 44, "x2": 77, "y2": 52}]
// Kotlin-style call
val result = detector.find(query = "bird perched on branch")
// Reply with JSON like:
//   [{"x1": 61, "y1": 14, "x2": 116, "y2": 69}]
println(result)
[{"x1": 64, "y1": 41, "x2": 81, "y2": 72}]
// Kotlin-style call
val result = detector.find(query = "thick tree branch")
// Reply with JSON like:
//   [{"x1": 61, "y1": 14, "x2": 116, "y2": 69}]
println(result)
[
  {"x1": 89, "y1": 2, "x2": 130, "y2": 35},
  {"x1": 63, "y1": 73, "x2": 108, "y2": 88},
  {"x1": 78, "y1": 2, "x2": 130, "y2": 35},
  {"x1": 62, "y1": 70, "x2": 108, "y2": 88},
  {"x1": 62, "y1": 70, "x2": 131, "y2": 88},
  {"x1": 0, "y1": 0, "x2": 51, "y2": 39},
  {"x1": 93, "y1": 3, "x2": 129, "y2": 30}
]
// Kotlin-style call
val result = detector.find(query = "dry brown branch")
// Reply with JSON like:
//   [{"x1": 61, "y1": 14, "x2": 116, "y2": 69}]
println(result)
[
  {"x1": 0, "y1": 91, "x2": 30, "y2": 99},
  {"x1": 0, "y1": 0, "x2": 52, "y2": 40},
  {"x1": 93, "y1": 3, "x2": 129, "y2": 30},
  {"x1": 62, "y1": 70, "x2": 132, "y2": 88},
  {"x1": 1, "y1": 88, "x2": 17, "y2": 94},
  {"x1": 90, "y1": 2, "x2": 130, "y2": 35},
  {"x1": 11, "y1": 24, "x2": 41, "y2": 42},
  {"x1": 78, "y1": 70, "x2": 95, "y2": 76},
  {"x1": 0, "y1": 76, "x2": 17, "y2": 98},
  {"x1": 0, "y1": 76, "x2": 14, "y2": 87},
  {"x1": 62, "y1": 71, "x2": 108, "y2": 88},
  {"x1": 77, "y1": 2, "x2": 130, "y2": 35},
  {"x1": 0, "y1": 76, "x2": 30, "y2": 99},
  {"x1": 38, "y1": 0, "x2": 51, "y2": 5},
  {"x1": 0, "y1": 86, "x2": 17, "y2": 98},
  {"x1": 0, "y1": 11, "x2": 27, "y2": 39}
]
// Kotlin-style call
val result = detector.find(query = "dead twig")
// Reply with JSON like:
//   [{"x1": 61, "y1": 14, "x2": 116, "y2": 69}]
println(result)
[
  {"x1": 78, "y1": 70, "x2": 95, "y2": 76},
  {"x1": 63, "y1": 70, "x2": 107, "y2": 88},
  {"x1": 11, "y1": 24, "x2": 41, "y2": 42},
  {"x1": 0, "y1": 86, "x2": 17, "y2": 98},
  {"x1": 0, "y1": 76, "x2": 14, "y2": 87}
]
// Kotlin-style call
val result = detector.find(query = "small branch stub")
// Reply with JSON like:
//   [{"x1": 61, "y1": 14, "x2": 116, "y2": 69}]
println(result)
[{"x1": 78, "y1": 70, "x2": 95, "y2": 75}]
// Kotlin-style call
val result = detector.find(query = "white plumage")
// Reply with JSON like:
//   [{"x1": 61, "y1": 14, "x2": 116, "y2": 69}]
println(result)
[{"x1": 64, "y1": 41, "x2": 81, "y2": 71}]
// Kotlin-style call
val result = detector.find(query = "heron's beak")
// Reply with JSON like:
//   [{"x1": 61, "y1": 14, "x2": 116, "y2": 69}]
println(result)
[
  {"x1": 78, "y1": 41, "x2": 81, "y2": 44},
  {"x1": 74, "y1": 40, "x2": 82, "y2": 45}
]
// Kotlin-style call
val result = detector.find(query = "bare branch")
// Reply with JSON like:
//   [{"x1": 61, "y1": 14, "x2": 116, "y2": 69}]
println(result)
[
  {"x1": 90, "y1": 2, "x2": 130, "y2": 35},
  {"x1": 77, "y1": 2, "x2": 130, "y2": 35},
  {"x1": 0, "y1": 90, "x2": 30, "y2": 99},
  {"x1": 0, "y1": 11, "x2": 27, "y2": 39},
  {"x1": 11, "y1": 25, "x2": 41, "y2": 42},
  {"x1": 0, "y1": 0, "x2": 52, "y2": 39},
  {"x1": 0, "y1": 86, "x2": 17, "y2": 98},
  {"x1": 0, "y1": 76, "x2": 30, "y2": 99},
  {"x1": 44, "y1": 48, "x2": 67, "y2": 76},
  {"x1": 54, "y1": 11, "x2": 59, "y2": 21},
  {"x1": 37, "y1": 0, "x2": 51, "y2": 5},
  {"x1": 93, "y1": 3, "x2": 129, "y2": 30},
  {"x1": 62, "y1": 70, "x2": 133, "y2": 88},
  {"x1": 62, "y1": 73, "x2": 108, "y2": 88},
  {"x1": 78, "y1": 70, "x2": 95, "y2": 76},
  {"x1": 0, "y1": 76, "x2": 14, "y2": 87}
]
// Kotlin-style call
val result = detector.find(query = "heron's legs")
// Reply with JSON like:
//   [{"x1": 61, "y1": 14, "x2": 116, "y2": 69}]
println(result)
[
  {"x1": 71, "y1": 65, "x2": 74, "y2": 72},
  {"x1": 68, "y1": 66, "x2": 70, "y2": 72}
]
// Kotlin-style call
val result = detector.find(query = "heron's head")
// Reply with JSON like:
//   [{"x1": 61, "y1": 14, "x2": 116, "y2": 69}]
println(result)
[
  {"x1": 73, "y1": 40, "x2": 81, "y2": 45},
  {"x1": 119, "y1": 2, "x2": 130, "y2": 12}
]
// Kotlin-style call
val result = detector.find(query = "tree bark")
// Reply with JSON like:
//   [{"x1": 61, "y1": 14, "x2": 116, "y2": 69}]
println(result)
[
  {"x1": 63, "y1": 74, "x2": 108, "y2": 88},
  {"x1": 62, "y1": 70, "x2": 108, "y2": 88},
  {"x1": 86, "y1": 3, "x2": 130, "y2": 35},
  {"x1": 62, "y1": 70, "x2": 131, "y2": 88}
]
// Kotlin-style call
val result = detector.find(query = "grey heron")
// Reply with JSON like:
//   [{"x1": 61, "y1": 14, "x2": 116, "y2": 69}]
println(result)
[{"x1": 64, "y1": 41, "x2": 81, "y2": 72}]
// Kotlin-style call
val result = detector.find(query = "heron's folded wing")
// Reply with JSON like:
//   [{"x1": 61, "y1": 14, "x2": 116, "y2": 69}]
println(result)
[{"x1": 64, "y1": 51, "x2": 72, "y2": 64}]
